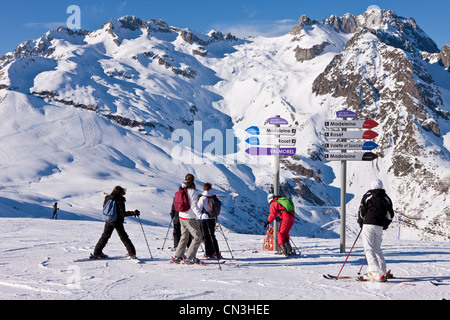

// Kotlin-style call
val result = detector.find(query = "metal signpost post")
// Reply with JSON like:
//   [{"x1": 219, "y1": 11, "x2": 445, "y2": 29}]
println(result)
[
  {"x1": 323, "y1": 110, "x2": 379, "y2": 253},
  {"x1": 245, "y1": 116, "x2": 296, "y2": 252}
]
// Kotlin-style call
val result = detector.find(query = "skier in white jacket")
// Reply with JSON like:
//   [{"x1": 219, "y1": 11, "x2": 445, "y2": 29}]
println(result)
[
  {"x1": 198, "y1": 183, "x2": 221, "y2": 259},
  {"x1": 173, "y1": 174, "x2": 203, "y2": 264}
]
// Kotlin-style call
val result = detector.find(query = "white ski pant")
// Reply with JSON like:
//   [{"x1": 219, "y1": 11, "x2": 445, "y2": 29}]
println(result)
[{"x1": 362, "y1": 224, "x2": 387, "y2": 276}]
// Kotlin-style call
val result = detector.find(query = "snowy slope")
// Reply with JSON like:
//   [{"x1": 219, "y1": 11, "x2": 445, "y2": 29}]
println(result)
[{"x1": 0, "y1": 218, "x2": 448, "y2": 300}]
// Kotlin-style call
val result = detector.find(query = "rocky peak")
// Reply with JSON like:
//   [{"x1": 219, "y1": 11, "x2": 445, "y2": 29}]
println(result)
[
  {"x1": 322, "y1": 13, "x2": 358, "y2": 34},
  {"x1": 440, "y1": 45, "x2": 450, "y2": 69},
  {"x1": 289, "y1": 15, "x2": 316, "y2": 35}
]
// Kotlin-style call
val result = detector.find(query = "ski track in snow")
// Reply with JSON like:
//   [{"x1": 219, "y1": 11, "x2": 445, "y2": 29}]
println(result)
[{"x1": 0, "y1": 218, "x2": 448, "y2": 300}]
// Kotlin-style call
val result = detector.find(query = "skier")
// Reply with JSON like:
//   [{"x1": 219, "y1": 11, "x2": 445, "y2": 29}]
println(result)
[
  {"x1": 198, "y1": 183, "x2": 221, "y2": 259},
  {"x1": 263, "y1": 194, "x2": 296, "y2": 256},
  {"x1": 358, "y1": 179, "x2": 395, "y2": 281},
  {"x1": 173, "y1": 174, "x2": 203, "y2": 264},
  {"x1": 52, "y1": 202, "x2": 59, "y2": 219},
  {"x1": 91, "y1": 186, "x2": 140, "y2": 260}
]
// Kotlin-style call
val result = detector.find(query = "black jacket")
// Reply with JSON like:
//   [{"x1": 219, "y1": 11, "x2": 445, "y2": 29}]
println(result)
[
  {"x1": 103, "y1": 193, "x2": 134, "y2": 224},
  {"x1": 358, "y1": 189, "x2": 395, "y2": 229}
]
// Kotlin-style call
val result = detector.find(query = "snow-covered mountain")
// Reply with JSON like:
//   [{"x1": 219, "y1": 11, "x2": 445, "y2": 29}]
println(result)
[{"x1": 0, "y1": 9, "x2": 448, "y2": 241}]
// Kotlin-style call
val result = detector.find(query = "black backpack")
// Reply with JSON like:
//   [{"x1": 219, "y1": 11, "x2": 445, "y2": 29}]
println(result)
[{"x1": 206, "y1": 195, "x2": 221, "y2": 218}]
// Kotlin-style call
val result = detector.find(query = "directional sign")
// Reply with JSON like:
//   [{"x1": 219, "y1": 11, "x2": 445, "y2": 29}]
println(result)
[
  {"x1": 246, "y1": 136, "x2": 297, "y2": 146},
  {"x1": 336, "y1": 110, "x2": 358, "y2": 119},
  {"x1": 323, "y1": 141, "x2": 379, "y2": 151},
  {"x1": 246, "y1": 126, "x2": 297, "y2": 136},
  {"x1": 324, "y1": 119, "x2": 379, "y2": 129},
  {"x1": 268, "y1": 117, "x2": 289, "y2": 125},
  {"x1": 324, "y1": 130, "x2": 378, "y2": 140},
  {"x1": 246, "y1": 147, "x2": 296, "y2": 156},
  {"x1": 324, "y1": 152, "x2": 378, "y2": 162}
]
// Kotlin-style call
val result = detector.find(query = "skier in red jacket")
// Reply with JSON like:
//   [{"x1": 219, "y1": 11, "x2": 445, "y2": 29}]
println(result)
[{"x1": 263, "y1": 194, "x2": 296, "y2": 256}]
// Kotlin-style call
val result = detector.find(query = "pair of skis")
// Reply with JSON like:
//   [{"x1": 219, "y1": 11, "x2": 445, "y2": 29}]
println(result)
[
  {"x1": 170, "y1": 256, "x2": 226, "y2": 266},
  {"x1": 323, "y1": 273, "x2": 419, "y2": 282},
  {"x1": 74, "y1": 254, "x2": 142, "y2": 264}
]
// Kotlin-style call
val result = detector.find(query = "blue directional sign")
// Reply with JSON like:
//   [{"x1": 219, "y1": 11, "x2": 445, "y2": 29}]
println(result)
[
  {"x1": 245, "y1": 126, "x2": 260, "y2": 135},
  {"x1": 324, "y1": 141, "x2": 379, "y2": 151},
  {"x1": 245, "y1": 136, "x2": 297, "y2": 146},
  {"x1": 362, "y1": 141, "x2": 379, "y2": 151}
]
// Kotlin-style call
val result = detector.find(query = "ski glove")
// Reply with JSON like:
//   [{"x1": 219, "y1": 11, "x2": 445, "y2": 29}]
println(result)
[
  {"x1": 263, "y1": 221, "x2": 270, "y2": 228},
  {"x1": 133, "y1": 210, "x2": 140, "y2": 217}
]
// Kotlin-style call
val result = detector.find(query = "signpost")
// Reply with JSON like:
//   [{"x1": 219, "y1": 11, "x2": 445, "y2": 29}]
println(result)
[
  {"x1": 245, "y1": 116, "x2": 297, "y2": 252},
  {"x1": 322, "y1": 110, "x2": 379, "y2": 253}
]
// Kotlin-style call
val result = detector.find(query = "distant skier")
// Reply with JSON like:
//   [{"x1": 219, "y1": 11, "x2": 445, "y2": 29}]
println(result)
[
  {"x1": 358, "y1": 179, "x2": 395, "y2": 281},
  {"x1": 263, "y1": 194, "x2": 296, "y2": 256},
  {"x1": 52, "y1": 202, "x2": 59, "y2": 219},
  {"x1": 91, "y1": 186, "x2": 140, "y2": 260}
]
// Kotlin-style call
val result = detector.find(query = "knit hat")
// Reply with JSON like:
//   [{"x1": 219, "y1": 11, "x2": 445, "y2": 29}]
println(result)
[{"x1": 371, "y1": 179, "x2": 383, "y2": 190}]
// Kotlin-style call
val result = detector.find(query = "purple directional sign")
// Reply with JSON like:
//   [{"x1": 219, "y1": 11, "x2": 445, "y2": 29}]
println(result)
[
  {"x1": 245, "y1": 147, "x2": 296, "y2": 156},
  {"x1": 336, "y1": 110, "x2": 358, "y2": 119},
  {"x1": 268, "y1": 117, "x2": 289, "y2": 125}
]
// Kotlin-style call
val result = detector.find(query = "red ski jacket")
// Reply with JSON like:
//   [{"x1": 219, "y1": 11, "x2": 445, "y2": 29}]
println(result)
[{"x1": 267, "y1": 198, "x2": 295, "y2": 224}]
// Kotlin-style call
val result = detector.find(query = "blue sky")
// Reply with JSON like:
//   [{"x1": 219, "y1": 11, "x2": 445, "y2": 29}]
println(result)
[{"x1": 0, "y1": 0, "x2": 448, "y2": 56}]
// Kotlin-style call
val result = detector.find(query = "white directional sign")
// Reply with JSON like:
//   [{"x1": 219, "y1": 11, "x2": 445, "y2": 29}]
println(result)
[
  {"x1": 246, "y1": 126, "x2": 297, "y2": 136},
  {"x1": 246, "y1": 136, "x2": 297, "y2": 146},
  {"x1": 324, "y1": 141, "x2": 379, "y2": 151},
  {"x1": 323, "y1": 130, "x2": 378, "y2": 140},
  {"x1": 324, "y1": 152, "x2": 378, "y2": 162},
  {"x1": 324, "y1": 119, "x2": 379, "y2": 129}
]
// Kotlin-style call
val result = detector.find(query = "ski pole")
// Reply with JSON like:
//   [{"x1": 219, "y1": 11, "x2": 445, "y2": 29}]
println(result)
[
  {"x1": 217, "y1": 219, "x2": 234, "y2": 259},
  {"x1": 336, "y1": 228, "x2": 362, "y2": 279},
  {"x1": 161, "y1": 217, "x2": 174, "y2": 250},
  {"x1": 358, "y1": 257, "x2": 366, "y2": 276},
  {"x1": 138, "y1": 216, "x2": 153, "y2": 259}
]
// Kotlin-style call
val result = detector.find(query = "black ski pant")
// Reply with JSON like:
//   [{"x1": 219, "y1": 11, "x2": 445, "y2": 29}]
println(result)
[
  {"x1": 94, "y1": 222, "x2": 136, "y2": 256},
  {"x1": 201, "y1": 219, "x2": 220, "y2": 257}
]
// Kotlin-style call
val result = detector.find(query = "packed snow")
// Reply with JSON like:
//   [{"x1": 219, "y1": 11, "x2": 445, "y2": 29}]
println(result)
[{"x1": 0, "y1": 217, "x2": 448, "y2": 300}]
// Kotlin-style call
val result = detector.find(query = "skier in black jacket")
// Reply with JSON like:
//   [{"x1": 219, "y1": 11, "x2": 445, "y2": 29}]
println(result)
[
  {"x1": 357, "y1": 179, "x2": 395, "y2": 281},
  {"x1": 92, "y1": 186, "x2": 140, "y2": 260}
]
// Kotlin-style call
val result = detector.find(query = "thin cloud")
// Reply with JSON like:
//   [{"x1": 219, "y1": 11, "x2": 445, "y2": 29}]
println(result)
[
  {"x1": 24, "y1": 22, "x2": 66, "y2": 30},
  {"x1": 213, "y1": 19, "x2": 297, "y2": 39}
]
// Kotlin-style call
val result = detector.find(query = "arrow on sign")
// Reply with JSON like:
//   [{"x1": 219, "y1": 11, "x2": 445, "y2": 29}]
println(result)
[
  {"x1": 324, "y1": 152, "x2": 378, "y2": 161},
  {"x1": 245, "y1": 147, "x2": 296, "y2": 156},
  {"x1": 324, "y1": 130, "x2": 378, "y2": 140},
  {"x1": 323, "y1": 141, "x2": 379, "y2": 151},
  {"x1": 324, "y1": 119, "x2": 379, "y2": 129}
]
